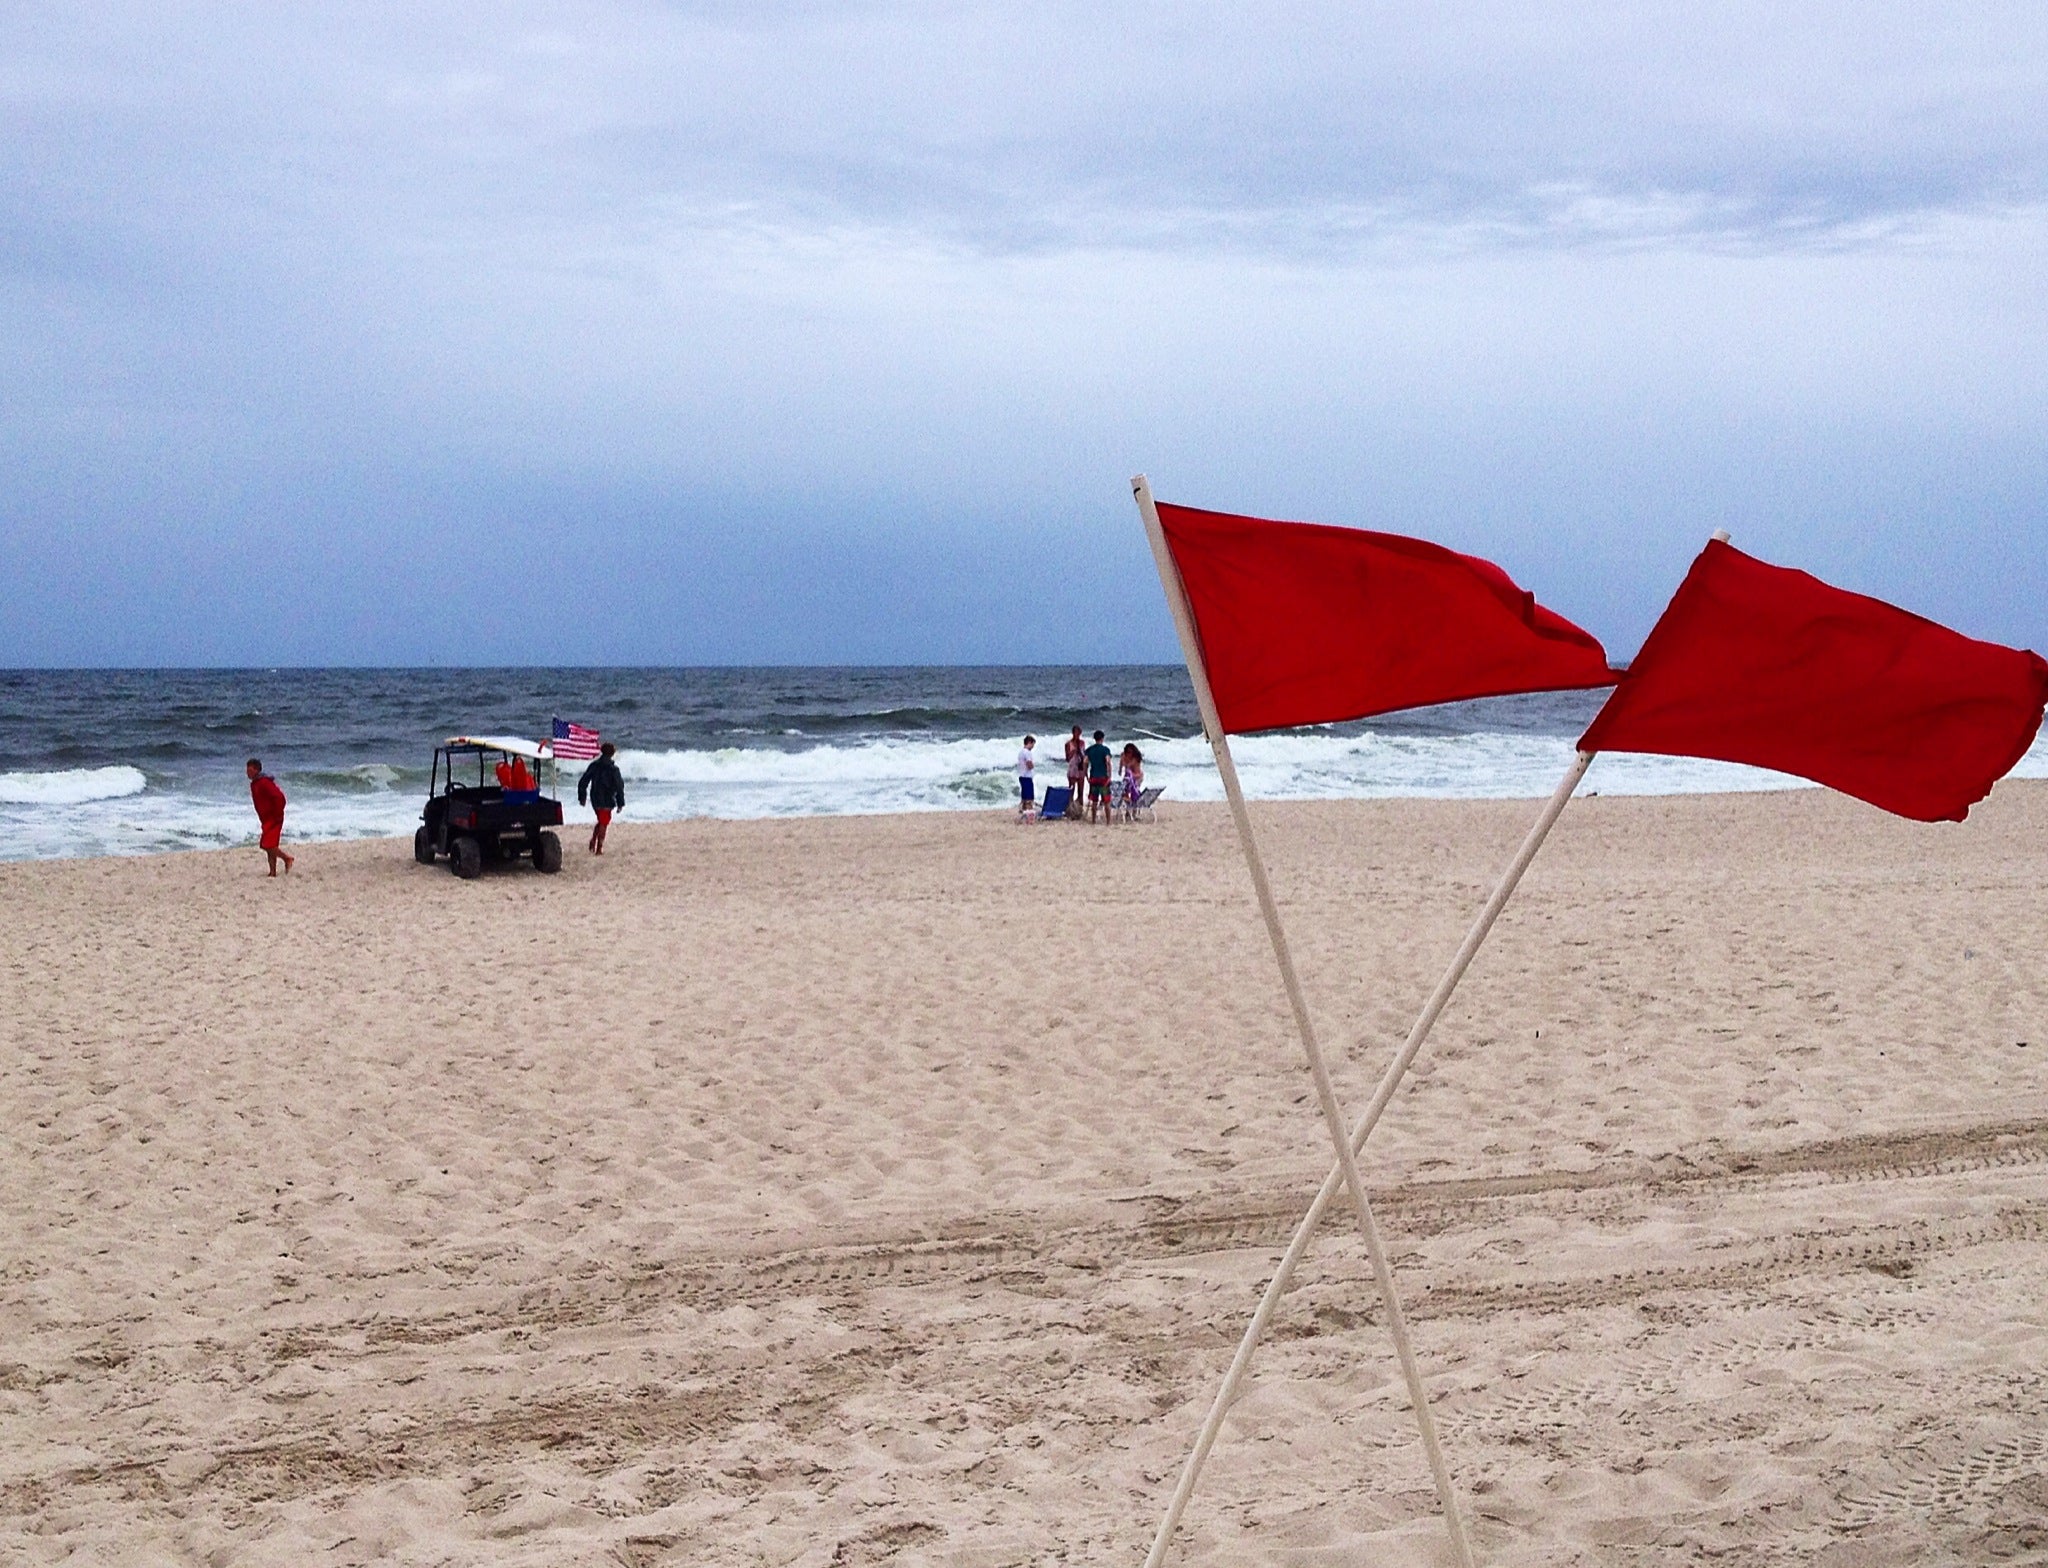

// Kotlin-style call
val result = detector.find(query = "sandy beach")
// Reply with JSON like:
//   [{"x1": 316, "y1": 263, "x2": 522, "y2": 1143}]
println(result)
[{"x1": 4, "y1": 785, "x2": 2046, "y2": 1565}]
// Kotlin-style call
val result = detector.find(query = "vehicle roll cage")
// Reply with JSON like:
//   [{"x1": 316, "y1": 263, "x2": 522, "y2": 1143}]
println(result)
[{"x1": 430, "y1": 738, "x2": 562, "y2": 801}]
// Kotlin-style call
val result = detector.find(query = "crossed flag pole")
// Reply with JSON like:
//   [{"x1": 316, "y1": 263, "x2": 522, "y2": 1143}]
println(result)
[
  {"x1": 1136, "y1": 476, "x2": 1485, "y2": 1566},
  {"x1": 1128, "y1": 475, "x2": 2048, "y2": 1564}
]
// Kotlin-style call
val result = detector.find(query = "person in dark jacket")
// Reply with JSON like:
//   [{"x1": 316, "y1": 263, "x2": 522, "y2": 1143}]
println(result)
[{"x1": 577, "y1": 742, "x2": 625, "y2": 855}]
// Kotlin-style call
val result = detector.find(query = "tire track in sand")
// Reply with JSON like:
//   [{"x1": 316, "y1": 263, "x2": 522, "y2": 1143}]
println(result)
[
  {"x1": 322, "y1": 1115, "x2": 2048, "y2": 1353},
  {"x1": 7, "y1": 1116, "x2": 2044, "y2": 1520}
]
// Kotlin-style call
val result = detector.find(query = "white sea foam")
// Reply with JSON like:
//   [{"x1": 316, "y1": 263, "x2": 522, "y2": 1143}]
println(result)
[
  {"x1": 0, "y1": 765, "x2": 149, "y2": 806},
  {"x1": 617, "y1": 738, "x2": 1013, "y2": 791},
  {"x1": 601, "y1": 726, "x2": 2048, "y2": 820},
  {"x1": 4, "y1": 727, "x2": 2044, "y2": 861}
]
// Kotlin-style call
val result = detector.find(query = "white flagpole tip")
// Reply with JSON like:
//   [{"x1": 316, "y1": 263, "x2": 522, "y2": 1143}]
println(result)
[{"x1": 1711, "y1": 529, "x2": 1732, "y2": 543}]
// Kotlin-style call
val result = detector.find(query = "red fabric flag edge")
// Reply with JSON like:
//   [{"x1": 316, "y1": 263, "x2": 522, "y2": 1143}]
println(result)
[
  {"x1": 1579, "y1": 539, "x2": 2048, "y2": 822},
  {"x1": 1157, "y1": 502, "x2": 1616, "y2": 733}
]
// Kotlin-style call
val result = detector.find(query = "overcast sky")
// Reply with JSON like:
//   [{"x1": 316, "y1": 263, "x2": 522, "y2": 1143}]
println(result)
[{"x1": 3, "y1": 3, "x2": 2044, "y2": 665}]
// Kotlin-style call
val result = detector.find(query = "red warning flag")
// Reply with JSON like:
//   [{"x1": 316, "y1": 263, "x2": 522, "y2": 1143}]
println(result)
[
  {"x1": 1580, "y1": 539, "x2": 2048, "y2": 822},
  {"x1": 1156, "y1": 502, "x2": 1615, "y2": 733}
]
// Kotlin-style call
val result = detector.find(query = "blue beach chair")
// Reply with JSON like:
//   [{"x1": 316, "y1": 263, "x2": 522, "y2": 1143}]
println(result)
[{"x1": 1038, "y1": 785, "x2": 1071, "y2": 821}]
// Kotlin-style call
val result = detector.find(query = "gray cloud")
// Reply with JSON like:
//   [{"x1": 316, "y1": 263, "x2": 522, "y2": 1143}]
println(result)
[
  {"x1": 9, "y1": 2, "x2": 2047, "y2": 275},
  {"x1": 3, "y1": 2, "x2": 2046, "y2": 662}
]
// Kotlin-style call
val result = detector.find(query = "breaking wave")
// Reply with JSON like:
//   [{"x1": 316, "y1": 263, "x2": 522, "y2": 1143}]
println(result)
[{"x1": 0, "y1": 765, "x2": 149, "y2": 806}]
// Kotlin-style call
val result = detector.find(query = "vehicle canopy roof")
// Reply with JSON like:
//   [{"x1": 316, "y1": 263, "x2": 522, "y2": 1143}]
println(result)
[{"x1": 444, "y1": 735, "x2": 552, "y2": 761}]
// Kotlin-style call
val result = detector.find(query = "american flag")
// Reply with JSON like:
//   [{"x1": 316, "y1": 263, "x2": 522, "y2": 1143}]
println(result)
[{"x1": 551, "y1": 718, "x2": 602, "y2": 760}]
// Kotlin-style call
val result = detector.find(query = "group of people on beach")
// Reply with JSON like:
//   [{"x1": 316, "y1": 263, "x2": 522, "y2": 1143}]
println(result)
[
  {"x1": 245, "y1": 719, "x2": 1158, "y2": 871},
  {"x1": 1015, "y1": 725, "x2": 1145, "y2": 823}
]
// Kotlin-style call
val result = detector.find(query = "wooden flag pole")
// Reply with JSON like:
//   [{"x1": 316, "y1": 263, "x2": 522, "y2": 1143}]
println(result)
[
  {"x1": 1134, "y1": 475, "x2": 1475, "y2": 1568},
  {"x1": 1140, "y1": 747, "x2": 1592, "y2": 1568}
]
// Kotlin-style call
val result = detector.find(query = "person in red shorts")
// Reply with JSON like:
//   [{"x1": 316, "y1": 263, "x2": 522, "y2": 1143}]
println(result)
[
  {"x1": 246, "y1": 757, "x2": 295, "y2": 876},
  {"x1": 576, "y1": 742, "x2": 625, "y2": 855},
  {"x1": 1084, "y1": 729, "x2": 1114, "y2": 825}
]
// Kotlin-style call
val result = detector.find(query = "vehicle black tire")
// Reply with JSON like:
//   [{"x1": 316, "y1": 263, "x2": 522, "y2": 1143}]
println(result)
[
  {"x1": 450, "y1": 835, "x2": 483, "y2": 879},
  {"x1": 413, "y1": 825, "x2": 436, "y2": 864},
  {"x1": 533, "y1": 832, "x2": 563, "y2": 874}
]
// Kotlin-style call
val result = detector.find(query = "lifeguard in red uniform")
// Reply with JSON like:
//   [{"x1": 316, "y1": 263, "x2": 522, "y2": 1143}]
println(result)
[{"x1": 245, "y1": 757, "x2": 294, "y2": 876}]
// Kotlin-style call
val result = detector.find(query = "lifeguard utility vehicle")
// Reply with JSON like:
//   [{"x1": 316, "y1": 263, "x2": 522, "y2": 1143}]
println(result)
[{"x1": 415, "y1": 736, "x2": 564, "y2": 878}]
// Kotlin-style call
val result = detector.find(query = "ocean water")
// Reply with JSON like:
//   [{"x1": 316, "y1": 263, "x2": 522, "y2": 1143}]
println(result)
[{"x1": 1, "y1": 667, "x2": 2042, "y2": 861}]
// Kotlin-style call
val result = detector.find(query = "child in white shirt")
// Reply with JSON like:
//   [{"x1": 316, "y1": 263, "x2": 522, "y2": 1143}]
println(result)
[{"x1": 1016, "y1": 735, "x2": 1037, "y2": 819}]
